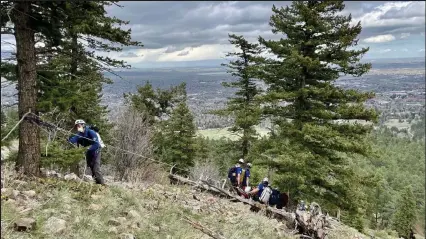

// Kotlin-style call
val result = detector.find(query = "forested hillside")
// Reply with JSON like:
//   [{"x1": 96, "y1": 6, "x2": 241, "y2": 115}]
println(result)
[{"x1": 1, "y1": 1, "x2": 424, "y2": 239}]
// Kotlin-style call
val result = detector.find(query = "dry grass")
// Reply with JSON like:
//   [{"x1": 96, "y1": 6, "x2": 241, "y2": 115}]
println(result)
[{"x1": 1, "y1": 163, "x2": 295, "y2": 239}]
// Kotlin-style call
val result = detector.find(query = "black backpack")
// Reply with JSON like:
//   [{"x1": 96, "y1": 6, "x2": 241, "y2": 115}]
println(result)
[
  {"x1": 87, "y1": 124, "x2": 100, "y2": 133},
  {"x1": 77, "y1": 125, "x2": 100, "y2": 147},
  {"x1": 228, "y1": 166, "x2": 237, "y2": 183}
]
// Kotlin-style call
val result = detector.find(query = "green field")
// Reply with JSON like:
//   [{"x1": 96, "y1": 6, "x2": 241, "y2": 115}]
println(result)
[
  {"x1": 197, "y1": 119, "x2": 414, "y2": 140},
  {"x1": 197, "y1": 126, "x2": 270, "y2": 140}
]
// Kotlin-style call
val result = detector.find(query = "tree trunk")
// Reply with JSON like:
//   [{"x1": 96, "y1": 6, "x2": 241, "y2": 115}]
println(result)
[
  {"x1": 13, "y1": 2, "x2": 41, "y2": 176},
  {"x1": 69, "y1": 31, "x2": 80, "y2": 175},
  {"x1": 70, "y1": 32, "x2": 78, "y2": 80}
]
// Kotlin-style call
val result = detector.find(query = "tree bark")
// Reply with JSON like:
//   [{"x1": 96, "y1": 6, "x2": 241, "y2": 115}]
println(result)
[{"x1": 13, "y1": 1, "x2": 41, "y2": 176}]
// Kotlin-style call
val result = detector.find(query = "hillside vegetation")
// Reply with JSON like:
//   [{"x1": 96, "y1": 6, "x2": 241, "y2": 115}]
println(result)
[
  {"x1": 1, "y1": 1, "x2": 424, "y2": 239},
  {"x1": 0, "y1": 164, "x2": 412, "y2": 239}
]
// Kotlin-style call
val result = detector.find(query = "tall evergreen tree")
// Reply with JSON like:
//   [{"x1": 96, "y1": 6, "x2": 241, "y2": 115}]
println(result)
[
  {"x1": 214, "y1": 34, "x2": 263, "y2": 158},
  {"x1": 37, "y1": 1, "x2": 143, "y2": 138},
  {"x1": 158, "y1": 101, "x2": 196, "y2": 175},
  {"x1": 393, "y1": 187, "x2": 417, "y2": 238},
  {"x1": 0, "y1": 1, "x2": 142, "y2": 174},
  {"x1": 1, "y1": 1, "x2": 67, "y2": 175},
  {"x1": 125, "y1": 82, "x2": 191, "y2": 173},
  {"x1": 256, "y1": 1, "x2": 378, "y2": 214},
  {"x1": 124, "y1": 82, "x2": 187, "y2": 125}
]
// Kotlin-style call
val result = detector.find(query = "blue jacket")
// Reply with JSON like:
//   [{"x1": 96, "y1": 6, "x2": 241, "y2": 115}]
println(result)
[
  {"x1": 68, "y1": 127, "x2": 100, "y2": 153},
  {"x1": 242, "y1": 168, "x2": 250, "y2": 186}
]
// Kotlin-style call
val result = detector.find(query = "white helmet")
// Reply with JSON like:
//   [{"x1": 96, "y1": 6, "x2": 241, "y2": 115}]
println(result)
[
  {"x1": 247, "y1": 163, "x2": 252, "y2": 168},
  {"x1": 238, "y1": 158, "x2": 244, "y2": 163},
  {"x1": 74, "y1": 119, "x2": 86, "y2": 125},
  {"x1": 263, "y1": 177, "x2": 269, "y2": 183}
]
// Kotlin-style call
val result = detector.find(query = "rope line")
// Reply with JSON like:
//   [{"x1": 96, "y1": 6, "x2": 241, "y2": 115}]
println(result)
[
  {"x1": 25, "y1": 112, "x2": 193, "y2": 174},
  {"x1": 1, "y1": 111, "x2": 226, "y2": 185},
  {"x1": 1, "y1": 111, "x2": 32, "y2": 142}
]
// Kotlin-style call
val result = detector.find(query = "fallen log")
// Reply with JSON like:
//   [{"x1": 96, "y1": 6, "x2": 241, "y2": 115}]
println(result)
[
  {"x1": 170, "y1": 173, "x2": 335, "y2": 239},
  {"x1": 182, "y1": 216, "x2": 227, "y2": 239},
  {"x1": 168, "y1": 173, "x2": 226, "y2": 197},
  {"x1": 200, "y1": 180, "x2": 297, "y2": 227}
]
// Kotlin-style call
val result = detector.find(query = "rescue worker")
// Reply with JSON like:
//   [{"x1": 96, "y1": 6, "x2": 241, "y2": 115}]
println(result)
[
  {"x1": 241, "y1": 162, "x2": 252, "y2": 192},
  {"x1": 68, "y1": 119, "x2": 105, "y2": 185},
  {"x1": 248, "y1": 177, "x2": 269, "y2": 201},
  {"x1": 228, "y1": 158, "x2": 244, "y2": 187}
]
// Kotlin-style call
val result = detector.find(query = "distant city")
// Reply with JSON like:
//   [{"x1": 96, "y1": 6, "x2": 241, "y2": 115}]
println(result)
[{"x1": 1, "y1": 57, "x2": 425, "y2": 130}]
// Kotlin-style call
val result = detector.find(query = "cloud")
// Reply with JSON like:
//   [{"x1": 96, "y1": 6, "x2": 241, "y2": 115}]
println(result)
[
  {"x1": 380, "y1": 49, "x2": 393, "y2": 53},
  {"x1": 400, "y1": 32, "x2": 411, "y2": 39},
  {"x1": 101, "y1": 1, "x2": 424, "y2": 62},
  {"x1": 352, "y1": 2, "x2": 425, "y2": 28},
  {"x1": 419, "y1": 49, "x2": 425, "y2": 52},
  {"x1": 364, "y1": 34, "x2": 396, "y2": 43},
  {"x1": 401, "y1": 48, "x2": 408, "y2": 52},
  {"x1": 2, "y1": 1, "x2": 424, "y2": 64},
  {"x1": 119, "y1": 52, "x2": 139, "y2": 58},
  {"x1": 177, "y1": 51, "x2": 190, "y2": 56}
]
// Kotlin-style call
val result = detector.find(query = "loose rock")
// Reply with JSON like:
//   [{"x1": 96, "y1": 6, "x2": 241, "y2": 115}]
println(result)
[
  {"x1": 43, "y1": 216, "x2": 66, "y2": 234},
  {"x1": 83, "y1": 175, "x2": 93, "y2": 182},
  {"x1": 64, "y1": 173, "x2": 79, "y2": 181},
  {"x1": 22, "y1": 190, "x2": 36, "y2": 198},
  {"x1": 126, "y1": 210, "x2": 140, "y2": 219},
  {"x1": 107, "y1": 226, "x2": 118, "y2": 233},
  {"x1": 88, "y1": 204, "x2": 103, "y2": 211},
  {"x1": 14, "y1": 218, "x2": 36, "y2": 231},
  {"x1": 108, "y1": 218, "x2": 121, "y2": 226},
  {"x1": 119, "y1": 233, "x2": 135, "y2": 239}
]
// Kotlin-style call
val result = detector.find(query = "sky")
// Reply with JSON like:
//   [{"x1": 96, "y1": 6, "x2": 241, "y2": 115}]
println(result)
[{"x1": 1, "y1": 1, "x2": 425, "y2": 68}]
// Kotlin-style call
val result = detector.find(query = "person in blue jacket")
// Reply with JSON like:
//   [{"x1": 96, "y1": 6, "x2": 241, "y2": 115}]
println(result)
[
  {"x1": 241, "y1": 162, "x2": 252, "y2": 190},
  {"x1": 228, "y1": 158, "x2": 244, "y2": 187},
  {"x1": 248, "y1": 178, "x2": 289, "y2": 209},
  {"x1": 248, "y1": 177, "x2": 269, "y2": 200},
  {"x1": 68, "y1": 119, "x2": 105, "y2": 185}
]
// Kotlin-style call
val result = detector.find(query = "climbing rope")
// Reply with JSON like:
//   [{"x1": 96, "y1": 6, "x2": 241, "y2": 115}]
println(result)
[
  {"x1": 1, "y1": 111, "x2": 32, "y2": 142},
  {"x1": 2, "y1": 111, "x2": 221, "y2": 179}
]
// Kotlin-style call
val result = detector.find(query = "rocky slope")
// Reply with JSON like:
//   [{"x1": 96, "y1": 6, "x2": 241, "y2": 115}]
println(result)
[{"x1": 1, "y1": 162, "x2": 411, "y2": 239}]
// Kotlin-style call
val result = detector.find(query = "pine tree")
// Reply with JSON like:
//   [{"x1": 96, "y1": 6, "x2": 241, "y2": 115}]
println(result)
[
  {"x1": 214, "y1": 34, "x2": 263, "y2": 158},
  {"x1": 1, "y1": 1, "x2": 142, "y2": 174},
  {"x1": 159, "y1": 101, "x2": 196, "y2": 175},
  {"x1": 257, "y1": 1, "x2": 378, "y2": 213},
  {"x1": 393, "y1": 187, "x2": 417, "y2": 238},
  {"x1": 36, "y1": 1, "x2": 143, "y2": 139},
  {"x1": 125, "y1": 82, "x2": 191, "y2": 173},
  {"x1": 124, "y1": 82, "x2": 187, "y2": 124},
  {"x1": 1, "y1": 1, "x2": 67, "y2": 176}
]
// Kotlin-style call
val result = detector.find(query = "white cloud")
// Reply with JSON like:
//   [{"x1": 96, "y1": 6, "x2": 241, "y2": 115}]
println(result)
[
  {"x1": 351, "y1": 2, "x2": 425, "y2": 28},
  {"x1": 157, "y1": 44, "x2": 236, "y2": 62},
  {"x1": 364, "y1": 34, "x2": 396, "y2": 43},
  {"x1": 401, "y1": 48, "x2": 408, "y2": 52},
  {"x1": 400, "y1": 32, "x2": 411, "y2": 39},
  {"x1": 419, "y1": 49, "x2": 425, "y2": 52},
  {"x1": 380, "y1": 49, "x2": 393, "y2": 53}
]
